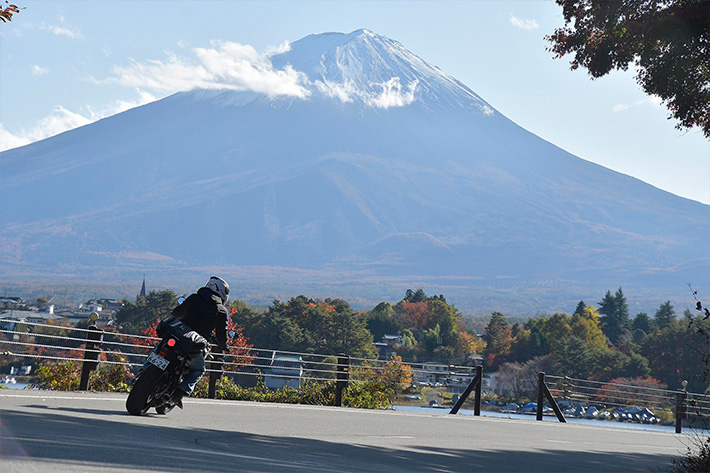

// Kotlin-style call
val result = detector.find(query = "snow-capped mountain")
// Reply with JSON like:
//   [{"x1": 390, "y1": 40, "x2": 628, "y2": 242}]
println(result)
[
  {"x1": 271, "y1": 29, "x2": 493, "y2": 113},
  {"x1": 1, "y1": 29, "x2": 708, "y2": 311}
]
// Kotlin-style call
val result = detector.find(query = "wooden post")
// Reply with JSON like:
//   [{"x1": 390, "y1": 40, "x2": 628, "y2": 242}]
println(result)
[
  {"x1": 449, "y1": 365, "x2": 483, "y2": 415},
  {"x1": 208, "y1": 352, "x2": 223, "y2": 399},
  {"x1": 473, "y1": 365, "x2": 482, "y2": 416},
  {"x1": 334, "y1": 354, "x2": 349, "y2": 407},
  {"x1": 676, "y1": 385, "x2": 687, "y2": 434},
  {"x1": 79, "y1": 315, "x2": 103, "y2": 391},
  {"x1": 542, "y1": 381, "x2": 566, "y2": 423},
  {"x1": 536, "y1": 372, "x2": 545, "y2": 421}
]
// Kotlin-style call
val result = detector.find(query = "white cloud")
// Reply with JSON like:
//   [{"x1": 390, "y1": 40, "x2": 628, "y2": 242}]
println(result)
[
  {"x1": 41, "y1": 22, "x2": 83, "y2": 39},
  {"x1": 0, "y1": 90, "x2": 157, "y2": 152},
  {"x1": 315, "y1": 77, "x2": 419, "y2": 109},
  {"x1": 111, "y1": 40, "x2": 310, "y2": 98},
  {"x1": 31, "y1": 65, "x2": 48, "y2": 76},
  {"x1": 0, "y1": 123, "x2": 30, "y2": 151},
  {"x1": 265, "y1": 40, "x2": 292, "y2": 57},
  {"x1": 365, "y1": 78, "x2": 418, "y2": 109},
  {"x1": 315, "y1": 80, "x2": 356, "y2": 103},
  {"x1": 613, "y1": 96, "x2": 664, "y2": 112},
  {"x1": 509, "y1": 15, "x2": 539, "y2": 31},
  {"x1": 112, "y1": 89, "x2": 157, "y2": 114},
  {"x1": 0, "y1": 106, "x2": 90, "y2": 152}
]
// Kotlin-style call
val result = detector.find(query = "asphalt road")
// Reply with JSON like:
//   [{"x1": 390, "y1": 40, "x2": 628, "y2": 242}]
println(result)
[{"x1": 0, "y1": 390, "x2": 690, "y2": 473}]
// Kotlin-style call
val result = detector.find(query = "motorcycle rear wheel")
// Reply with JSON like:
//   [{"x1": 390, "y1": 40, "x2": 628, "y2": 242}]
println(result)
[{"x1": 126, "y1": 365, "x2": 167, "y2": 416}]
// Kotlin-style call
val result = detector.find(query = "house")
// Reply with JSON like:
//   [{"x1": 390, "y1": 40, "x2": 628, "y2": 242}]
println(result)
[
  {"x1": 446, "y1": 371, "x2": 477, "y2": 395},
  {"x1": 413, "y1": 362, "x2": 450, "y2": 386},
  {"x1": 374, "y1": 334, "x2": 402, "y2": 360},
  {"x1": 264, "y1": 353, "x2": 303, "y2": 390},
  {"x1": 484, "y1": 371, "x2": 506, "y2": 395},
  {"x1": 0, "y1": 297, "x2": 25, "y2": 310}
]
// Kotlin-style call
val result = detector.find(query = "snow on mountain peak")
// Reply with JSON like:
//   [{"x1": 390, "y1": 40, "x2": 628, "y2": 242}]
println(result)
[{"x1": 271, "y1": 29, "x2": 495, "y2": 114}]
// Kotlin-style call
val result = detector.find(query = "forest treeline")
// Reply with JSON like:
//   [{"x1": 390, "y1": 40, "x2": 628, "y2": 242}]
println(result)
[{"x1": 114, "y1": 286, "x2": 709, "y2": 393}]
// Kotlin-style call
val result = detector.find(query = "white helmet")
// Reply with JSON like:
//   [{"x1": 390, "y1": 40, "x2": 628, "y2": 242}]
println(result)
[{"x1": 205, "y1": 276, "x2": 230, "y2": 304}]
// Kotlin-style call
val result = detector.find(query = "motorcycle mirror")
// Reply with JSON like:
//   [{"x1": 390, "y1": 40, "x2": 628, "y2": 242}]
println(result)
[{"x1": 177, "y1": 297, "x2": 185, "y2": 305}]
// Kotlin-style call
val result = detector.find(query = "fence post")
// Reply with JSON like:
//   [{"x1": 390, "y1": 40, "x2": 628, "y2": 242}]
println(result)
[
  {"x1": 675, "y1": 381, "x2": 688, "y2": 434},
  {"x1": 449, "y1": 365, "x2": 483, "y2": 415},
  {"x1": 78, "y1": 313, "x2": 103, "y2": 391},
  {"x1": 334, "y1": 354, "x2": 349, "y2": 407},
  {"x1": 536, "y1": 372, "x2": 545, "y2": 421},
  {"x1": 208, "y1": 351, "x2": 223, "y2": 399},
  {"x1": 473, "y1": 365, "x2": 482, "y2": 416}
]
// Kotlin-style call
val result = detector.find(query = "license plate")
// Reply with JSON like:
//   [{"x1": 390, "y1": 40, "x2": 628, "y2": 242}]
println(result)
[{"x1": 147, "y1": 352, "x2": 169, "y2": 370}]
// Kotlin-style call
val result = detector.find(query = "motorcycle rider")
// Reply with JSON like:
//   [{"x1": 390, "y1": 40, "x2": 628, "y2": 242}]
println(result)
[{"x1": 169, "y1": 276, "x2": 230, "y2": 408}]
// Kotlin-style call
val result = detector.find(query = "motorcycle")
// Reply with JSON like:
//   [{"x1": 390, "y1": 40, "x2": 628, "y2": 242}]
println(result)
[{"x1": 126, "y1": 315, "x2": 210, "y2": 416}]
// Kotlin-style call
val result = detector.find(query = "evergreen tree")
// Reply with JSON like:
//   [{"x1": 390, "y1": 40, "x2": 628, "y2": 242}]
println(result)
[
  {"x1": 114, "y1": 289, "x2": 178, "y2": 334},
  {"x1": 654, "y1": 300, "x2": 676, "y2": 330},
  {"x1": 403, "y1": 288, "x2": 428, "y2": 303},
  {"x1": 573, "y1": 300, "x2": 586, "y2": 317},
  {"x1": 598, "y1": 288, "x2": 630, "y2": 345},
  {"x1": 632, "y1": 312, "x2": 652, "y2": 333},
  {"x1": 554, "y1": 336, "x2": 593, "y2": 378},
  {"x1": 641, "y1": 316, "x2": 710, "y2": 392}
]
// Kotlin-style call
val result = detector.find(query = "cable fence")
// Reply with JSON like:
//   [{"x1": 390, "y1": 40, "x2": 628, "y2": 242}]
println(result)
[
  {"x1": 0, "y1": 320, "x2": 478, "y2": 392},
  {"x1": 4, "y1": 321, "x2": 704, "y2": 432},
  {"x1": 543, "y1": 374, "x2": 709, "y2": 432}
]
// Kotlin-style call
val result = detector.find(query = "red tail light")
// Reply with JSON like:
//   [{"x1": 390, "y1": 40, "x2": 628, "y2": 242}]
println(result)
[{"x1": 167, "y1": 338, "x2": 177, "y2": 347}]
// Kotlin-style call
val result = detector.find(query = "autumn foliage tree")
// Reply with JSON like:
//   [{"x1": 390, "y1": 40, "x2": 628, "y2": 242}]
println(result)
[
  {"x1": 546, "y1": 0, "x2": 710, "y2": 138},
  {"x1": 483, "y1": 312, "x2": 513, "y2": 369},
  {"x1": 386, "y1": 290, "x2": 480, "y2": 363},
  {"x1": 0, "y1": 2, "x2": 21, "y2": 23}
]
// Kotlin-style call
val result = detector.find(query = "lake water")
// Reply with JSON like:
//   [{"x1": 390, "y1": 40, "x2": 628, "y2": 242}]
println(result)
[
  {"x1": 1, "y1": 382, "x2": 30, "y2": 390},
  {"x1": 392, "y1": 405, "x2": 710, "y2": 435}
]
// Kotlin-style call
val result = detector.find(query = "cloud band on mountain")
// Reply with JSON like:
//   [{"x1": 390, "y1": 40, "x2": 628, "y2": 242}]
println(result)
[
  {"x1": 112, "y1": 40, "x2": 310, "y2": 99},
  {"x1": 0, "y1": 92, "x2": 156, "y2": 152},
  {"x1": 315, "y1": 77, "x2": 419, "y2": 109}
]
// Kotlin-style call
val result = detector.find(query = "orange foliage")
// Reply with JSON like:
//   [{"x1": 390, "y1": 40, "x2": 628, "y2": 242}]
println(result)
[
  {"x1": 594, "y1": 377, "x2": 668, "y2": 406},
  {"x1": 321, "y1": 303, "x2": 336, "y2": 314},
  {"x1": 0, "y1": 3, "x2": 21, "y2": 23},
  {"x1": 397, "y1": 301, "x2": 430, "y2": 330}
]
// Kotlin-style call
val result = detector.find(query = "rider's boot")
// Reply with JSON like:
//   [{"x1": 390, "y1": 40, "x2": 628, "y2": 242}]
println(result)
[{"x1": 171, "y1": 389, "x2": 187, "y2": 409}]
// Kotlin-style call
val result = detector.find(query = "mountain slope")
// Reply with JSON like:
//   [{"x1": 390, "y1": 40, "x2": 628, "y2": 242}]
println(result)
[{"x1": 1, "y1": 29, "x2": 708, "y2": 310}]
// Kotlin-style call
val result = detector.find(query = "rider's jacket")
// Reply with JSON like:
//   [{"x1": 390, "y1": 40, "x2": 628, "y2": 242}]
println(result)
[{"x1": 171, "y1": 287, "x2": 229, "y2": 351}]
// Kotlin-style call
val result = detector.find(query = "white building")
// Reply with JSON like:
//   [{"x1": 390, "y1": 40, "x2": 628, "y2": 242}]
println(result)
[{"x1": 264, "y1": 353, "x2": 303, "y2": 390}]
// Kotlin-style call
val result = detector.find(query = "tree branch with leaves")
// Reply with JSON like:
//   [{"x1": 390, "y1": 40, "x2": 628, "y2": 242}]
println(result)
[
  {"x1": 546, "y1": 0, "x2": 710, "y2": 138},
  {"x1": 0, "y1": 2, "x2": 22, "y2": 23}
]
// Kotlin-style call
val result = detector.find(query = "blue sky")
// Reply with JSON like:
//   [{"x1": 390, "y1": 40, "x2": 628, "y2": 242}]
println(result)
[{"x1": 1, "y1": 0, "x2": 708, "y2": 204}]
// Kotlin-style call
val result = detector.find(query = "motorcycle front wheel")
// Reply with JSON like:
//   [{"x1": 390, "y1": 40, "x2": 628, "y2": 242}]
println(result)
[{"x1": 126, "y1": 365, "x2": 167, "y2": 416}]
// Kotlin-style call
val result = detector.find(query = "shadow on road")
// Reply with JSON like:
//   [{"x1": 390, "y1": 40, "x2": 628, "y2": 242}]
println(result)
[{"x1": 0, "y1": 408, "x2": 675, "y2": 472}]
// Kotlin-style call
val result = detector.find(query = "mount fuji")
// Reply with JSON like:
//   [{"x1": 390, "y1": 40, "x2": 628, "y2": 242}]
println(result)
[{"x1": 1, "y1": 29, "x2": 708, "y2": 311}]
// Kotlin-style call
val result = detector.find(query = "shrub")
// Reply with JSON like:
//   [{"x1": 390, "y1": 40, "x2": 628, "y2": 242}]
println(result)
[
  {"x1": 88, "y1": 356, "x2": 133, "y2": 392},
  {"x1": 32, "y1": 357, "x2": 133, "y2": 392},
  {"x1": 656, "y1": 407, "x2": 675, "y2": 424},
  {"x1": 343, "y1": 381, "x2": 393, "y2": 409},
  {"x1": 33, "y1": 361, "x2": 81, "y2": 391},
  {"x1": 192, "y1": 375, "x2": 392, "y2": 409},
  {"x1": 668, "y1": 435, "x2": 710, "y2": 473}
]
